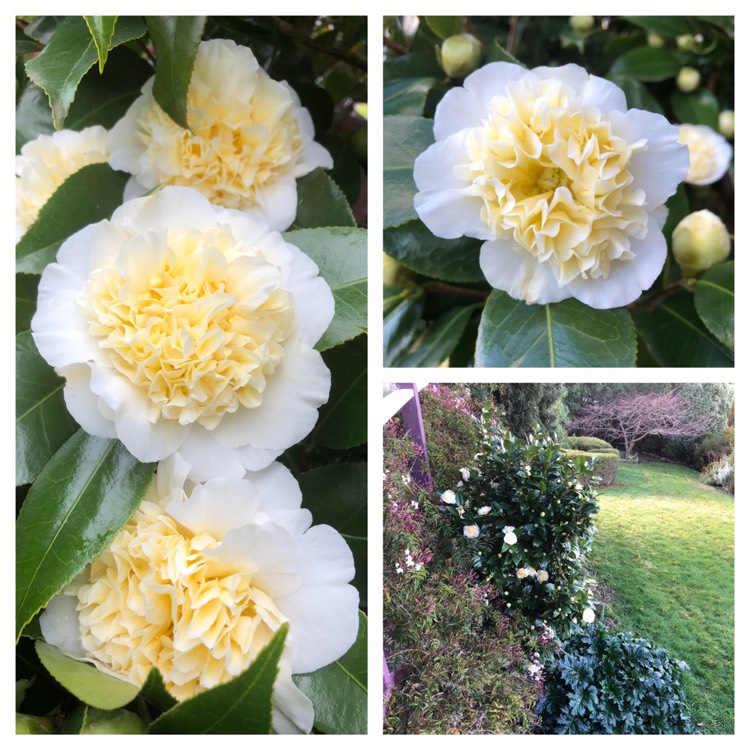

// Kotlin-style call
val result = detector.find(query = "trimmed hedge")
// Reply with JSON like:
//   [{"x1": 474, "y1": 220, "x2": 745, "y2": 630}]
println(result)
[
  {"x1": 564, "y1": 449, "x2": 617, "y2": 486},
  {"x1": 565, "y1": 436, "x2": 619, "y2": 455}
]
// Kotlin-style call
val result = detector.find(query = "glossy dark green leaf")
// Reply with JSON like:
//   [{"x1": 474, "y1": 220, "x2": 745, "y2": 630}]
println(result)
[
  {"x1": 16, "y1": 331, "x2": 78, "y2": 486},
  {"x1": 694, "y1": 261, "x2": 734, "y2": 349},
  {"x1": 632, "y1": 290, "x2": 734, "y2": 366},
  {"x1": 475, "y1": 291, "x2": 637, "y2": 367},
  {"x1": 294, "y1": 612, "x2": 367, "y2": 735},
  {"x1": 16, "y1": 274, "x2": 40, "y2": 334},
  {"x1": 314, "y1": 335, "x2": 366, "y2": 449},
  {"x1": 294, "y1": 169, "x2": 356, "y2": 228},
  {"x1": 424, "y1": 17, "x2": 465, "y2": 39},
  {"x1": 16, "y1": 163, "x2": 128, "y2": 275},
  {"x1": 284, "y1": 228, "x2": 366, "y2": 351},
  {"x1": 384, "y1": 115, "x2": 434, "y2": 228},
  {"x1": 487, "y1": 38, "x2": 525, "y2": 66},
  {"x1": 145, "y1": 16, "x2": 206, "y2": 130},
  {"x1": 35, "y1": 641, "x2": 142, "y2": 710},
  {"x1": 140, "y1": 669, "x2": 177, "y2": 716},
  {"x1": 609, "y1": 47, "x2": 682, "y2": 82},
  {"x1": 16, "y1": 431, "x2": 155, "y2": 640},
  {"x1": 83, "y1": 16, "x2": 117, "y2": 72},
  {"x1": 16, "y1": 83, "x2": 54, "y2": 153},
  {"x1": 693, "y1": 16, "x2": 734, "y2": 31},
  {"x1": 80, "y1": 707, "x2": 147, "y2": 734},
  {"x1": 384, "y1": 77, "x2": 436, "y2": 116},
  {"x1": 384, "y1": 219, "x2": 484, "y2": 282},
  {"x1": 622, "y1": 16, "x2": 694, "y2": 36},
  {"x1": 608, "y1": 74, "x2": 663, "y2": 114},
  {"x1": 384, "y1": 51, "x2": 442, "y2": 82},
  {"x1": 671, "y1": 89, "x2": 719, "y2": 129},
  {"x1": 25, "y1": 16, "x2": 146, "y2": 128},
  {"x1": 299, "y1": 463, "x2": 367, "y2": 607},
  {"x1": 24, "y1": 16, "x2": 63, "y2": 44},
  {"x1": 399, "y1": 305, "x2": 477, "y2": 367},
  {"x1": 148, "y1": 625, "x2": 287, "y2": 734},
  {"x1": 384, "y1": 297, "x2": 424, "y2": 366}
]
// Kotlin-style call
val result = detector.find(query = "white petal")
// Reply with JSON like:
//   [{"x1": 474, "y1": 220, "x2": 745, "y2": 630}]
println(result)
[
  {"x1": 579, "y1": 74, "x2": 628, "y2": 113},
  {"x1": 111, "y1": 186, "x2": 221, "y2": 233},
  {"x1": 296, "y1": 524, "x2": 355, "y2": 586},
  {"x1": 175, "y1": 430, "x2": 248, "y2": 481},
  {"x1": 480, "y1": 239, "x2": 571, "y2": 304},
  {"x1": 236, "y1": 443, "x2": 284, "y2": 473},
  {"x1": 250, "y1": 462, "x2": 304, "y2": 512},
  {"x1": 249, "y1": 177, "x2": 299, "y2": 232},
  {"x1": 58, "y1": 364, "x2": 117, "y2": 438},
  {"x1": 272, "y1": 661, "x2": 314, "y2": 734},
  {"x1": 40, "y1": 591, "x2": 86, "y2": 659}
]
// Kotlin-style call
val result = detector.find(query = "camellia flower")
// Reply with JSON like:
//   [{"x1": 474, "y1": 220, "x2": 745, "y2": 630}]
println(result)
[
  {"x1": 582, "y1": 607, "x2": 596, "y2": 624},
  {"x1": 677, "y1": 124, "x2": 732, "y2": 185},
  {"x1": 502, "y1": 525, "x2": 518, "y2": 545},
  {"x1": 16, "y1": 126, "x2": 109, "y2": 240},
  {"x1": 537, "y1": 569, "x2": 550, "y2": 583},
  {"x1": 31, "y1": 187, "x2": 333, "y2": 480},
  {"x1": 441, "y1": 489, "x2": 457, "y2": 504},
  {"x1": 477, "y1": 505, "x2": 491, "y2": 516},
  {"x1": 463, "y1": 524, "x2": 480, "y2": 539},
  {"x1": 516, "y1": 567, "x2": 530, "y2": 578},
  {"x1": 39, "y1": 457, "x2": 359, "y2": 734},
  {"x1": 414, "y1": 62, "x2": 689, "y2": 308},
  {"x1": 459, "y1": 467, "x2": 471, "y2": 481},
  {"x1": 108, "y1": 39, "x2": 332, "y2": 232}
]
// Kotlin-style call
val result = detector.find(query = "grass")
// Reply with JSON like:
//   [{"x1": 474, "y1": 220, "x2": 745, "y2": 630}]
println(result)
[{"x1": 589, "y1": 461, "x2": 734, "y2": 734}]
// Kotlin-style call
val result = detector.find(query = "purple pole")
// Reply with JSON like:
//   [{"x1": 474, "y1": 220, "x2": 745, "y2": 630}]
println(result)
[{"x1": 397, "y1": 383, "x2": 432, "y2": 490}]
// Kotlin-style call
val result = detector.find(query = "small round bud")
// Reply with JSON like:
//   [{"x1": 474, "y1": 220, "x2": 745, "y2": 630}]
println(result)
[
  {"x1": 676, "y1": 34, "x2": 696, "y2": 51},
  {"x1": 672, "y1": 210, "x2": 731, "y2": 277},
  {"x1": 439, "y1": 33, "x2": 482, "y2": 79},
  {"x1": 647, "y1": 32, "x2": 665, "y2": 47},
  {"x1": 677, "y1": 67, "x2": 701, "y2": 93},
  {"x1": 719, "y1": 110, "x2": 735, "y2": 139},
  {"x1": 569, "y1": 16, "x2": 594, "y2": 32}
]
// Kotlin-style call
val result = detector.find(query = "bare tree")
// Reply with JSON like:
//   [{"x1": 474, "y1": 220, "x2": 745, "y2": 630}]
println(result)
[{"x1": 569, "y1": 391, "x2": 710, "y2": 458}]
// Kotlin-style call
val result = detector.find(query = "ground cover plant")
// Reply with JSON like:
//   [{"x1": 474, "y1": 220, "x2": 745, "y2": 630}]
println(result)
[
  {"x1": 383, "y1": 16, "x2": 734, "y2": 367},
  {"x1": 588, "y1": 461, "x2": 734, "y2": 733}
]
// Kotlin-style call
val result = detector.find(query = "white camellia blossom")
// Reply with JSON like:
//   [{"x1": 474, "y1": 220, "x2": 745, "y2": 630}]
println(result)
[
  {"x1": 108, "y1": 38, "x2": 332, "y2": 232},
  {"x1": 31, "y1": 187, "x2": 333, "y2": 480},
  {"x1": 477, "y1": 505, "x2": 491, "y2": 516},
  {"x1": 677, "y1": 124, "x2": 733, "y2": 185},
  {"x1": 582, "y1": 607, "x2": 596, "y2": 624},
  {"x1": 414, "y1": 62, "x2": 689, "y2": 308},
  {"x1": 459, "y1": 467, "x2": 471, "y2": 481},
  {"x1": 39, "y1": 456, "x2": 359, "y2": 734},
  {"x1": 441, "y1": 489, "x2": 457, "y2": 504},
  {"x1": 502, "y1": 525, "x2": 518, "y2": 545},
  {"x1": 463, "y1": 524, "x2": 480, "y2": 539},
  {"x1": 16, "y1": 126, "x2": 109, "y2": 240},
  {"x1": 536, "y1": 569, "x2": 550, "y2": 583}
]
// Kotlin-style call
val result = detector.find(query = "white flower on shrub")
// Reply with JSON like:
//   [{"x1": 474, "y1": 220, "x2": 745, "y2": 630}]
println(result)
[
  {"x1": 459, "y1": 467, "x2": 471, "y2": 481},
  {"x1": 537, "y1": 569, "x2": 550, "y2": 583},
  {"x1": 477, "y1": 505, "x2": 491, "y2": 516},
  {"x1": 677, "y1": 124, "x2": 732, "y2": 185},
  {"x1": 463, "y1": 524, "x2": 480, "y2": 539},
  {"x1": 502, "y1": 526, "x2": 518, "y2": 545},
  {"x1": 516, "y1": 567, "x2": 530, "y2": 578},
  {"x1": 440, "y1": 489, "x2": 457, "y2": 504},
  {"x1": 414, "y1": 62, "x2": 689, "y2": 308},
  {"x1": 583, "y1": 607, "x2": 596, "y2": 623}
]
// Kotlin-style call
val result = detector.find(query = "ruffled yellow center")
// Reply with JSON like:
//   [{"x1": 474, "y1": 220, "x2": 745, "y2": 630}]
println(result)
[
  {"x1": 84, "y1": 226, "x2": 294, "y2": 428},
  {"x1": 139, "y1": 74, "x2": 304, "y2": 211},
  {"x1": 75, "y1": 501, "x2": 286, "y2": 700},
  {"x1": 465, "y1": 79, "x2": 649, "y2": 283}
]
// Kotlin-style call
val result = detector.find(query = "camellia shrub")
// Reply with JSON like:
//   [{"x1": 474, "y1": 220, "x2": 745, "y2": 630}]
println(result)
[
  {"x1": 538, "y1": 625, "x2": 696, "y2": 734},
  {"x1": 562, "y1": 449, "x2": 618, "y2": 486},
  {"x1": 440, "y1": 408, "x2": 599, "y2": 637}
]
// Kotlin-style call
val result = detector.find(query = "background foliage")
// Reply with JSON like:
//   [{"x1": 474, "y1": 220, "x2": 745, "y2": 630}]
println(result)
[
  {"x1": 16, "y1": 15, "x2": 367, "y2": 735},
  {"x1": 383, "y1": 16, "x2": 734, "y2": 367}
]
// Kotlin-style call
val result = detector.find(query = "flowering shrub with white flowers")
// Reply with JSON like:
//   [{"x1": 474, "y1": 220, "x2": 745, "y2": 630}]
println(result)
[
  {"x1": 16, "y1": 15, "x2": 367, "y2": 735},
  {"x1": 440, "y1": 407, "x2": 599, "y2": 637}
]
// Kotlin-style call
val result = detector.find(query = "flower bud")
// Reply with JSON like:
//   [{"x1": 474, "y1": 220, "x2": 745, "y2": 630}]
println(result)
[
  {"x1": 80, "y1": 709, "x2": 147, "y2": 734},
  {"x1": 719, "y1": 110, "x2": 735, "y2": 139},
  {"x1": 439, "y1": 33, "x2": 482, "y2": 79},
  {"x1": 677, "y1": 66, "x2": 701, "y2": 93},
  {"x1": 569, "y1": 16, "x2": 594, "y2": 32},
  {"x1": 647, "y1": 32, "x2": 665, "y2": 47},
  {"x1": 676, "y1": 34, "x2": 696, "y2": 51},
  {"x1": 672, "y1": 210, "x2": 731, "y2": 277}
]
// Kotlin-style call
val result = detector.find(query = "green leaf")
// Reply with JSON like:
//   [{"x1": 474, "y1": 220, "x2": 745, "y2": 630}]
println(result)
[
  {"x1": 24, "y1": 16, "x2": 63, "y2": 44},
  {"x1": 608, "y1": 74, "x2": 663, "y2": 114},
  {"x1": 16, "y1": 83, "x2": 54, "y2": 153},
  {"x1": 424, "y1": 17, "x2": 465, "y2": 39},
  {"x1": 80, "y1": 707, "x2": 147, "y2": 734},
  {"x1": 384, "y1": 219, "x2": 484, "y2": 282},
  {"x1": 384, "y1": 297, "x2": 424, "y2": 366},
  {"x1": 145, "y1": 16, "x2": 206, "y2": 130},
  {"x1": 16, "y1": 163, "x2": 128, "y2": 275},
  {"x1": 475, "y1": 292, "x2": 637, "y2": 367},
  {"x1": 140, "y1": 669, "x2": 177, "y2": 716},
  {"x1": 384, "y1": 77, "x2": 436, "y2": 116},
  {"x1": 16, "y1": 332, "x2": 78, "y2": 486},
  {"x1": 487, "y1": 38, "x2": 525, "y2": 66},
  {"x1": 35, "y1": 641, "x2": 142, "y2": 710},
  {"x1": 83, "y1": 16, "x2": 117, "y2": 73},
  {"x1": 609, "y1": 47, "x2": 682, "y2": 82},
  {"x1": 622, "y1": 16, "x2": 694, "y2": 36},
  {"x1": 294, "y1": 168, "x2": 356, "y2": 228},
  {"x1": 16, "y1": 274, "x2": 40, "y2": 334},
  {"x1": 314, "y1": 334, "x2": 366, "y2": 449},
  {"x1": 694, "y1": 262, "x2": 734, "y2": 349},
  {"x1": 25, "y1": 16, "x2": 146, "y2": 128},
  {"x1": 299, "y1": 463, "x2": 367, "y2": 607},
  {"x1": 294, "y1": 612, "x2": 367, "y2": 734},
  {"x1": 384, "y1": 115, "x2": 434, "y2": 228},
  {"x1": 16, "y1": 431, "x2": 155, "y2": 640},
  {"x1": 283, "y1": 228, "x2": 367, "y2": 351},
  {"x1": 148, "y1": 625, "x2": 287, "y2": 734},
  {"x1": 399, "y1": 305, "x2": 477, "y2": 367},
  {"x1": 384, "y1": 51, "x2": 442, "y2": 82},
  {"x1": 632, "y1": 290, "x2": 734, "y2": 366},
  {"x1": 671, "y1": 89, "x2": 720, "y2": 129}
]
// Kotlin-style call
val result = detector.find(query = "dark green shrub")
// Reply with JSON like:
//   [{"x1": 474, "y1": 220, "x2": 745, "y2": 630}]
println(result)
[
  {"x1": 538, "y1": 626, "x2": 696, "y2": 734},
  {"x1": 563, "y1": 450, "x2": 618, "y2": 486},
  {"x1": 440, "y1": 409, "x2": 599, "y2": 638},
  {"x1": 564, "y1": 436, "x2": 616, "y2": 453},
  {"x1": 694, "y1": 427, "x2": 734, "y2": 469}
]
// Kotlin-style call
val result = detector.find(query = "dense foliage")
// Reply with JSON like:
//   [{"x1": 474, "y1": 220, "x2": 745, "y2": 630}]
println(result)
[
  {"x1": 383, "y1": 15, "x2": 734, "y2": 367},
  {"x1": 538, "y1": 625, "x2": 696, "y2": 734}
]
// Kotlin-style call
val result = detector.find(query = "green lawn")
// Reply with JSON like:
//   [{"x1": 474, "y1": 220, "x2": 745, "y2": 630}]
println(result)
[{"x1": 589, "y1": 461, "x2": 734, "y2": 734}]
